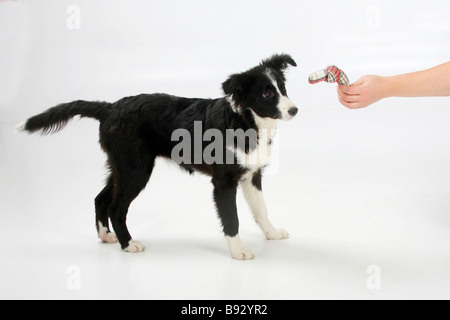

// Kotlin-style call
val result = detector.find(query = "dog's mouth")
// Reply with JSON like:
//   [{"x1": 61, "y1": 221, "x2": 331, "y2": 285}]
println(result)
[{"x1": 272, "y1": 111, "x2": 283, "y2": 120}]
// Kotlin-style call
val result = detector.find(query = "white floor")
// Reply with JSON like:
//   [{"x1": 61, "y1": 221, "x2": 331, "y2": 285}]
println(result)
[{"x1": 1, "y1": 100, "x2": 450, "y2": 300}]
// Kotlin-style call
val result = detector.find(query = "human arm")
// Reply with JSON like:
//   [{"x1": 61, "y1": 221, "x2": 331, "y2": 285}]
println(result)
[{"x1": 337, "y1": 61, "x2": 450, "y2": 109}]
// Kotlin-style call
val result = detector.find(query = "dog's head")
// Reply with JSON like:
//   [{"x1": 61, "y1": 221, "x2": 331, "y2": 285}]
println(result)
[{"x1": 222, "y1": 54, "x2": 298, "y2": 122}]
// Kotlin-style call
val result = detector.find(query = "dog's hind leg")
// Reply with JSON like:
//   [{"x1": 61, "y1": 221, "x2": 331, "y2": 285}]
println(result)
[
  {"x1": 107, "y1": 150, "x2": 155, "y2": 253},
  {"x1": 95, "y1": 176, "x2": 118, "y2": 244},
  {"x1": 109, "y1": 171, "x2": 151, "y2": 252}
]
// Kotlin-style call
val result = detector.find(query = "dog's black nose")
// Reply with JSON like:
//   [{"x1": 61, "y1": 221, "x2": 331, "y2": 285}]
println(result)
[{"x1": 288, "y1": 107, "x2": 298, "y2": 116}]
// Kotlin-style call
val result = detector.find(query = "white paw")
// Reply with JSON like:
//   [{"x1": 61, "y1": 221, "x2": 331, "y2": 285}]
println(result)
[
  {"x1": 226, "y1": 235, "x2": 255, "y2": 260},
  {"x1": 231, "y1": 247, "x2": 256, "y2": 260},
  {"x1": 124, "y1": 240, "x2": 146, "y2": 253},
  {"x1": 98, "y1": 222, "x2": 118, "y2": 243},
  {"x1": 100, "y1": 232, "x2": 118, "y2": 244},
  {"x1": 265, "y1": 228, "x2": 289, "y2": 240}
]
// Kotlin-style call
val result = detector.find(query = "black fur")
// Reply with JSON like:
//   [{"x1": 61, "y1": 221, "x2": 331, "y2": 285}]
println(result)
[
  {"x1": 19, "y1": 54, "x2": 297, "y2": 254},
  {"x1": 24, "y1": 100, "x2": 111, "y2": 134}
]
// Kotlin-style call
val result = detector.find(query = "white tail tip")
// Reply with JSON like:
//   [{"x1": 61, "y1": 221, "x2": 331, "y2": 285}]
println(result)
[{"x1": 14, "y1": 121, "x2": 26, "y2": 134}]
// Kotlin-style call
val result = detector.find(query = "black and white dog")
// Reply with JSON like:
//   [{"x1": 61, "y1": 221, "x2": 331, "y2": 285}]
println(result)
[{"x1": 16, "y1": 54, "x2": 298, "y2": 260}]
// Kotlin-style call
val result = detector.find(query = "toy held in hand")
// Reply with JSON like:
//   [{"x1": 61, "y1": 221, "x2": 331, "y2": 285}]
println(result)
[{"x1": 308, "y1": 65, "x2": 349, "y2": 86}]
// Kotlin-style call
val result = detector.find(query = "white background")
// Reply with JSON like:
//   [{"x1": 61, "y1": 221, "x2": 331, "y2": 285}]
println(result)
[{"x1": 1, "y1": 0, "x2": 449, "y2": 299}]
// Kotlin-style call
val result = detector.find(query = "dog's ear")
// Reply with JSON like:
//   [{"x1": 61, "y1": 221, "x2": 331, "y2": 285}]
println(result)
[
  {"x1": 222, "y1": 72, "x2": 252, "y2": 97},
  {"x1": 261, "y1": 54, "x2": 297, "y2": 71}
]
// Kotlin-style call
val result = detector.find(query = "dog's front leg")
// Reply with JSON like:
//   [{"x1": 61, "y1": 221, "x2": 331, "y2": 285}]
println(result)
[
  {"x1": 241, "y1": 171, "x2": 289, "y2": 240},
  {"x1": 212, "y1": 178, "x2": 255, "y2": 260}
]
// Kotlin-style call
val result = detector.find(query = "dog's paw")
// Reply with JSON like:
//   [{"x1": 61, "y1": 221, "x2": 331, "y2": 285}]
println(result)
[
  {"x1": 100, "y1": 232, "x2": 118, "y2": 244},
  {"x1": 124, "y1": 240, "x2": 146, "y2": 253},
  {"x1": 231, "y1": 247, "x2": 255, "y2": 260},
  {"x1": 265, "y1": 228, "x2": 289, "y2": 240},
  {"x1": 98, "y1": 222, "x2": 118, "y2": 244},
  {"x1": 226, "y1": 235, "x2": 255, "y2": 260}
]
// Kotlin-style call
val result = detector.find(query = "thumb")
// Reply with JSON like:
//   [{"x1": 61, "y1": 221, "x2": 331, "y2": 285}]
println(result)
[
  {"x1": 338, "y1": 76, "x2": 369, "y2": 94},
  {"x1": 351, "y1": 76, "x2": 370, "y2": 87}
]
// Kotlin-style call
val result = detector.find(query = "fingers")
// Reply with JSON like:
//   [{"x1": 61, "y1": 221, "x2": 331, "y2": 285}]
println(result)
[
  {"x1": 337, "y1": 92, "x2": 362, "y2": 109},
  {"x1": 337, "y1": 84, "x2": 358, "y2": 101},
  {"x1": 337, "y1": 84, "x2": 365, "y2": 109},
  {"x1": 336, "y1": 75, "x2": 371, "y2": 109}
]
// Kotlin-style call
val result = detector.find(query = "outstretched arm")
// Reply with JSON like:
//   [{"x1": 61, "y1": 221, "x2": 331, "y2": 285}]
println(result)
[{"x1": 337, "y1": 61, "x2": 450, "y2": 109}]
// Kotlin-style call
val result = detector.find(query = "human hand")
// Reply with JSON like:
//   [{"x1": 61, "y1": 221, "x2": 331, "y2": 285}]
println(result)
[{"x1": 337, "y1": 75, "x2": 389, "y2": 109}]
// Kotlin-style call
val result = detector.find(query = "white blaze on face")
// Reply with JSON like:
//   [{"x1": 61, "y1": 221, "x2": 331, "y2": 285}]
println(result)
[{"x1": 265, "y1": 70, "x2": 296, "y2": 121}]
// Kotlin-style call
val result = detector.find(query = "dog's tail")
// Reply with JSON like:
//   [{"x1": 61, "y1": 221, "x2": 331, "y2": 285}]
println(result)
[{"x1": 14, "y1": 100, "x2": 112, "y2": 135}]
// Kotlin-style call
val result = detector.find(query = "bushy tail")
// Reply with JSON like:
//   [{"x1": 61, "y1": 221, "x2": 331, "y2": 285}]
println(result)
[{"x1": 15, "y1": 100, "x2": 112, "y2": 135}]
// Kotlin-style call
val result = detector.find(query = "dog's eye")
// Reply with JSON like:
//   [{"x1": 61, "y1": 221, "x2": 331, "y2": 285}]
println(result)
[{"x1": 262, "y1": 91, "x2": 272, "y2": 99}]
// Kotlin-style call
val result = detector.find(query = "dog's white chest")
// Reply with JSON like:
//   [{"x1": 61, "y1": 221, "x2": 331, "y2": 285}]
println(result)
[{"x1": 231, "y1": 127, "x2": 275, "y2": 172}]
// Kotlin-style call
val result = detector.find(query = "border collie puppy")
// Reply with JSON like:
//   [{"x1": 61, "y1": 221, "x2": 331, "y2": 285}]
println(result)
[{"x1": 15, "y1": 54, "x2": 298, "y2": 260}]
